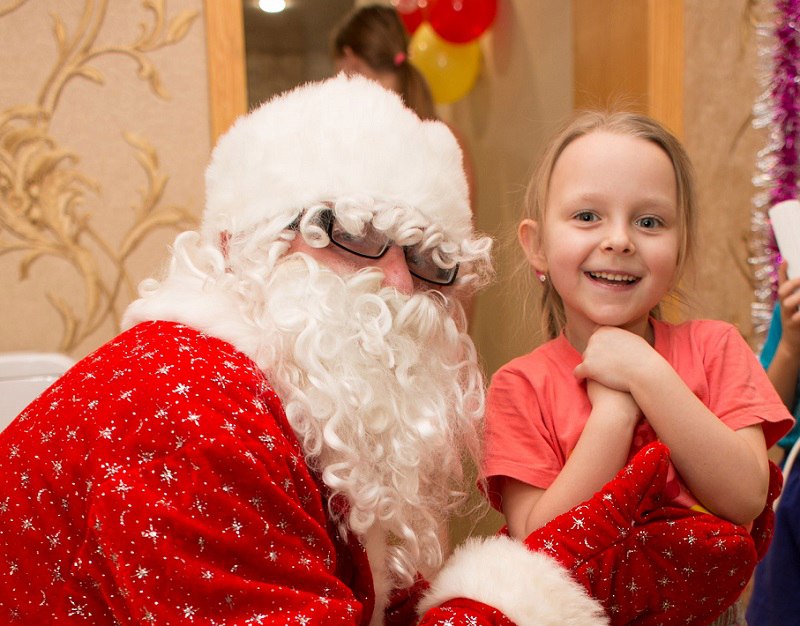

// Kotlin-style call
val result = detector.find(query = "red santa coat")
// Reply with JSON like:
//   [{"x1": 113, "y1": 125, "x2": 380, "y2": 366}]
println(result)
[{"x1": 0, "y1": 321, "x2": 410, "y2": 624}]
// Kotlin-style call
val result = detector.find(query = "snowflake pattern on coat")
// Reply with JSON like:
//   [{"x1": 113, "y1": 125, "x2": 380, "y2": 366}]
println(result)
[{"x1": 0, "y1": 321, "x2": 391, "y2": 625}]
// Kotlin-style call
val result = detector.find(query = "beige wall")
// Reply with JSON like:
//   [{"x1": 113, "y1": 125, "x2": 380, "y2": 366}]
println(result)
[
  {"x1": 0, "y1": 0, "x2": 212, "y2": 358},
  {"x1": 683, "y1": 0, "x2": 764, "y2": 339}
]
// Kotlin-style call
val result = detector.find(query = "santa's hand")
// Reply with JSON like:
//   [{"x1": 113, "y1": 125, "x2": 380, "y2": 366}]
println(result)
[
  {"x1": 415, "y1": 445, "x2": 668, "y2": 626},
  {"x1": 524, "y1": 442, "x2": 760, "y2": 625},
  {"x1": 417, "y1": 444, "x2": 778, "y2": 626}
]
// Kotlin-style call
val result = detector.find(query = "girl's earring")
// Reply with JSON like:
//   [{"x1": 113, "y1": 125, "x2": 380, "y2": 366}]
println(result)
[{"x1": 535, "y1": 271, "x2": 547, "y2": 283}]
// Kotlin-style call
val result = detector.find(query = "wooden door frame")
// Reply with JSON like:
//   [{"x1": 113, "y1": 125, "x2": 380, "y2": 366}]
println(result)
[
  {"x1": 204, "y1": 0, "x2": 249, "y2": 144},
  {"x1": 573, "y1": 0, "x2": 684, "y2": 139}
]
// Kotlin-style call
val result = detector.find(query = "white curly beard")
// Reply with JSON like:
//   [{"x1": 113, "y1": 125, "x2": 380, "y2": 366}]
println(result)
[
  {"x1": 123, "y1": 233, "x2": 485, "y2": 588},
  {"x1": 250, "y1": 255, "x2": 485, "y2": 586}
]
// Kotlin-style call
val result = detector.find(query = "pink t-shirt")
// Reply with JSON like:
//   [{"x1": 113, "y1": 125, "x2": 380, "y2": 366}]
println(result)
[{"x1": 483, "y1": 318, "x2": 795, "y2": 512}]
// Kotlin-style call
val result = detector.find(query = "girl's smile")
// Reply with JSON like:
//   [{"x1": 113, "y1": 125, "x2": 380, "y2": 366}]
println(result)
[{"x1": 585, "y1": 271, "x2": 640, "y2": 286}]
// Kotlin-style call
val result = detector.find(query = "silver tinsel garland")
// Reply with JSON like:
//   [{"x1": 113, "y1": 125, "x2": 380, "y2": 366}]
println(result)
[{"x1": 750, "y1": 0, "x2": 800, "y2": 342}]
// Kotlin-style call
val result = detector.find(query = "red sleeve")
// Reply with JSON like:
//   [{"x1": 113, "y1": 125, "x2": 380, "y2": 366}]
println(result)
[
  {"x1": 522, "y1": 442, "x2": 764, "y2": 625},
  {"x1": 18, "y1": 321, "x2": 377, "y2": 625},
  {"x1": 418, "y1": 443, "x2": 781, "y2": 626},
  {"x1": 66, "y1": 428, "x2": 371, "y2": 624},
  {"x1": 418, "y1": 598, "x2": 518, "y2": 626}
]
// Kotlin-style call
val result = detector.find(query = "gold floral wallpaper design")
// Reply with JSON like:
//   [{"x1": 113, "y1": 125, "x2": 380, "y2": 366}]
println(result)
[{"x1": 0, "y1": 0, "x2": 208, "y2": 355}]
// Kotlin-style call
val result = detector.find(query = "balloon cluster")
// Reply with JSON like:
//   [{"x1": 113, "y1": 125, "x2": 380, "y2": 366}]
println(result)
[{"x1": 394, "y1": 0, "x2": 497, "y2": 104}]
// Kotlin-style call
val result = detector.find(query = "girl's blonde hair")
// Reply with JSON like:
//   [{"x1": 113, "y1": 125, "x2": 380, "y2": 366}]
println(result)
[{"x1": 523, "y1": 110, "x2": 697, "y2": 339}]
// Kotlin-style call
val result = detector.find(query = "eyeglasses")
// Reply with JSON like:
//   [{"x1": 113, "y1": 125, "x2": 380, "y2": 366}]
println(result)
[{"x1": 317, "y1": 211, "x2": 459, "y2": 286}]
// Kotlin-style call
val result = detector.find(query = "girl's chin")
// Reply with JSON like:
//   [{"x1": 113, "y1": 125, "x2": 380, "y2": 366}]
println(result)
[{"x1": 585, "y1": 314, "x2": 651, "y2": 333}]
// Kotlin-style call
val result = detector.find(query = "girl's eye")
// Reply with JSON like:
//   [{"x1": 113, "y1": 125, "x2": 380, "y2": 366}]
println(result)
[
  {"x1": 574, "y1": 211, "x2": 597, "y2": 222},
  {"x1": 636, "y1": 216, "x2": 663, "y2": 229}
]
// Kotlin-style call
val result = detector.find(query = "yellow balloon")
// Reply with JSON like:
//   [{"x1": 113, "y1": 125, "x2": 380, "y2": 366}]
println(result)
[{"x1": 409, "y1": 23, "x2": 481, "y2": 105}]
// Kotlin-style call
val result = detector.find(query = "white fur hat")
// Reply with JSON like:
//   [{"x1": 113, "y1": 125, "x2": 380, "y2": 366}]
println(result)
[{"x1": 203, "y1": 74, "x2": 472, "y2": 244}]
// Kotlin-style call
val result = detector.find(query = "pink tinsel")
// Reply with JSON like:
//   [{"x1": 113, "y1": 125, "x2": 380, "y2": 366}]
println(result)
[
  {"x1": 770, "y1": 0, "x2": 800, "y2": 205},
  {"x1": 751, "y1": 0, "x2": 800, "y2": 339}
]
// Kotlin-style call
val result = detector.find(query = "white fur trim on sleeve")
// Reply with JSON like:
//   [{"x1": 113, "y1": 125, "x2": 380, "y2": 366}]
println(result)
[{"x1": 417, "y1": 535, "x2": 609, "y2": 626}]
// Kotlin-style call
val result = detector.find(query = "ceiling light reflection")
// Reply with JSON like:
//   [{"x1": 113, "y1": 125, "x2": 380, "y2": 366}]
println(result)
[{"x1": 258, "y1": 0, "x2": 287, "y2": 14}]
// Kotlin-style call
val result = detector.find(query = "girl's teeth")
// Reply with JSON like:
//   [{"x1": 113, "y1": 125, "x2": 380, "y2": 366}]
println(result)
[{"x1": 590, "y1": 271, "x2": 636, "y2": 283}]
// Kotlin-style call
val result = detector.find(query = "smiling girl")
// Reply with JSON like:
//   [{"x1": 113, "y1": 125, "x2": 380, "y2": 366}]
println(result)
[{"x1": 484, "y1": 111, "x2": 793, "y2": 548}]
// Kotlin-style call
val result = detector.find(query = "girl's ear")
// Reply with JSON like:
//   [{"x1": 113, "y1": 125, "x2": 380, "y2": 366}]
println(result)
[{"x1": 518, "y1": 219, "x2": 548, "y2": 274}]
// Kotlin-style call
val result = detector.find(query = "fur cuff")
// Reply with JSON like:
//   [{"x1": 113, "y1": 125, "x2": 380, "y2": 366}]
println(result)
[{"x1": 418, "y1": 535, "x2": 608, "y2": 626}]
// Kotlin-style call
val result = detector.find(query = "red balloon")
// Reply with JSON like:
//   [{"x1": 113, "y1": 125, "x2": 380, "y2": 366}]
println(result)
[
  {"x1": 428, "y1": 0, "x2": 497, "y2": 44},
  {"x1": 394, "y1": 0, "x2": 427, "y2": 35},
  {"x1": 398, "y1": 8, "x2": 425, "y2": 34}
]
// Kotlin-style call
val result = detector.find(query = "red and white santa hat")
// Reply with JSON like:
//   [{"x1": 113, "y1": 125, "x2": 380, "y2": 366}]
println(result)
[{"x1": 203, "y1": 74, "x2": 477, "y2": 252}]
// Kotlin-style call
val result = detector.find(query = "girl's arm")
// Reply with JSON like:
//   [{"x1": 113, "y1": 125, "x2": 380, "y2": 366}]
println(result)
[
  {"x1": 576, "y1": 326, "x2": 769, "y2": 525},
  {"x1": 501, "y1": 381, "x2": 639, "y2": 539},
  {"x1": 767, "y1": 262, "x2": 800, "y2": 409}
]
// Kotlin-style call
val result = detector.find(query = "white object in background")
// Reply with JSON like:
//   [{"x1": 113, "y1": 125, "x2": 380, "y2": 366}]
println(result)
[
  {"x1": 0, "y1": 352, "x2": 74, "y2": 432},
  {"x1": 769, "y1": 199, "x2": 800, "y2": 279}
]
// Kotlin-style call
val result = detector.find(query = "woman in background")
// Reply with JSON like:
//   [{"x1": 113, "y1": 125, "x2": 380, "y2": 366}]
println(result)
[{"x1": 332, "y1": 4, "x2": 437, "y2": 121}]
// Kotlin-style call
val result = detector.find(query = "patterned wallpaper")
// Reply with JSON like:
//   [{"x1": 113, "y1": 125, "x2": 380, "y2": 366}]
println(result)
[{"x1": 0, "y1": 0, "x2": 211, "y2": 357}]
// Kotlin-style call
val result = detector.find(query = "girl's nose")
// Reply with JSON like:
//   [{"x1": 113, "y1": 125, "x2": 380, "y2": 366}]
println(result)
[
  {"x1": 377, "y1": 245, "x2": 415, "y2": 295},
  {"x1": 601, "y1": 223, "x2": 635, "y2": 254}
]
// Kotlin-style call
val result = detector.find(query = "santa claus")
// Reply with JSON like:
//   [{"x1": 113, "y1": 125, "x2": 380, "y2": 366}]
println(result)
[{"x1": 0, "y1": 75, "x2": 775, "y2": 626}]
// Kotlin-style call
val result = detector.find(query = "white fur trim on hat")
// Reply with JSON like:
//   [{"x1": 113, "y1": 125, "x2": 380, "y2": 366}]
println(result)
[
  {"x1": 203, "y1": 74, "x2": 471, "y2": 244},
  {"x1": 417, "y1": 535, "x2": 609, "y2": 626}
]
